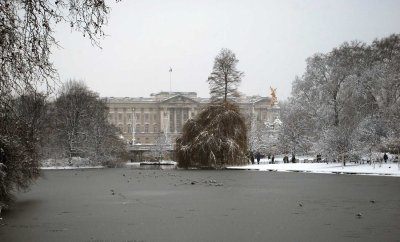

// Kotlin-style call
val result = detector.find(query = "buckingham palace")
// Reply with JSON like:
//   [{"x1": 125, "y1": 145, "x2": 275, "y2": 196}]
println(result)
[{"x1": 105, "y1": 91, "x2": 280, "y2": 146}]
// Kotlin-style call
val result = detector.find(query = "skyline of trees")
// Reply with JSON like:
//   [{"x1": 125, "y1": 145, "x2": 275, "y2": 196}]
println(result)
[{"x1": 279, "y1": 34, "x2": 400, "y2": 164}]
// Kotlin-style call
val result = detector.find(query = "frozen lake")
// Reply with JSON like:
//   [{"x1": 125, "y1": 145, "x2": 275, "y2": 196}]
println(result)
[{"x1": 1, "y1": 168, "x2": 399, "y2": 241}]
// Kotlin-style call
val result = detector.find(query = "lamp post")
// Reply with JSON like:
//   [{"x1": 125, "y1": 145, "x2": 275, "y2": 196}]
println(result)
[
  {"x1": 169, "y1": 67, "x2": 172, "y2": 94},
  {"x1": 164, "y1": 112, "x2": 169, "y2": 142}
]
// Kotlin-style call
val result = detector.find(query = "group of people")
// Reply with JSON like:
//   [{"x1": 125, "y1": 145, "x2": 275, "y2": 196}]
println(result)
[
  {"x1": 248, "y1": 151, "x2": 276, "y2": 164},
  {"x1": 283, "y1": 154, "x2": 296, "y2": 163},
  {"x1": 247, "y1": 152, "x2": 399, "y2": 165},
  {"x1": 248, "y1": 151, "x2": 262, "y2": 164}
]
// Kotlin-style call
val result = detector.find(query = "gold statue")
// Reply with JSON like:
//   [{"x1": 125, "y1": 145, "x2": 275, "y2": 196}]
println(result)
[{"x1": 270, "y1": 86, "x2": 277, "y2": 106}]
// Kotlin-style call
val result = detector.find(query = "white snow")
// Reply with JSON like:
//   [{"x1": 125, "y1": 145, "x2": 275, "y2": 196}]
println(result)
[
  {"x1": 41, "y1": 166, "x2": 104, "y2": 170},
  {"x1": 40, "y1": 157, "x2": 104, "y2": 170},
  {"x1": 228, "y1": 159, "x2": 400, "y2": 177},
  {"x1": 127, "y1": 160, "x2": 177, "y2": 166}
]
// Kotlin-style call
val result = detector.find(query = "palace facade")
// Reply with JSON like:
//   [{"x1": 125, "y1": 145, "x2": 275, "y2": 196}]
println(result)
[{"x1": 105, "y1": 91, "x2": 280, "y2": 145}]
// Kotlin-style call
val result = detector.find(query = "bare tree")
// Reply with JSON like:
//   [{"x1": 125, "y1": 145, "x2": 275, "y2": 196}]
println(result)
[
  {"x1": 0, "y1": 0, "x2": 113, "y2": 206},
  {"x1": 0, "y1": 93, "x2": 47, "y2": 205},
  {"x1": 0, "y1": 0, "x2": 111, "y2": 106},
  {"x1": 45, "y1": 80, "x2": 125, "y2": 165},
  {"x1": 277, "y1": 100, "x2": 313, "y2": 156},
  {"x1": 282, "y1": 34, "x2": 400, "y2": 164},
  {"x1": 150, "y1": 132, "x2": 171, "y2": 161},
  {"x1": 207, "y1": 48, "x2": 244, "y2": 103}
]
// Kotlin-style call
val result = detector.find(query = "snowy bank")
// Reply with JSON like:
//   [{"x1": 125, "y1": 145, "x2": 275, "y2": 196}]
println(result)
[
  {"x1": 126, "y1": 160, "x2": 177, "y2": 166},
  {"x1": 140, "y1": 160, "x2": 177, "y2": 166},
  {"x1": 228, "y1": 162, "x2": 400, "y2": 177},
  {"x1": 40, "y1": 157, "x2": 104, "y2": 170},
  {"x1": 41, "y1": 166, "x2": 104, "y2": 170}
]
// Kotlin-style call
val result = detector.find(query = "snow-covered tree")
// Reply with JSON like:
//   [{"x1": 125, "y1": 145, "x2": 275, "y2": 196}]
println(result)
[
  {"x1": 1, "y1": 0, "x2": 113, "y2": 206},
  {"x1": 277, "y1": 99, "x2": 313, "y2": 155},
  {"x1": 150, "y1": 132, "x2": 171, "y2": 161},
  {"x1": 282, "y1": 34, "x2": 400, "y2": 163},
  {"x1": 0, "y1": 93, "x2": 47, "y2": 205},
  {"x1": 247, "y1": 111, "x2": 261, "y2": 152},
  {"x1": 176, "y1": 102, "x2": 247, "y2": 168},
  {"x1": 44, "y1": 80, "x2": 125, "y2": 165},
  {"x1": 351, "y1": 116, "x2": 386, "y2": 162},
  {"x1": 177, "y1": 49, "x2": 247, "y2": 168},
  {"x1": 207, "y1": 48, "x2": 244, "y2": 103}
]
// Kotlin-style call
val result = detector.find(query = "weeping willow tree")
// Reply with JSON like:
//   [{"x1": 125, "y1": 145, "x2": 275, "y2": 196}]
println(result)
[
  {"x1": 176, "y1": 102, "x2": 248, "y2": 168},
  {"x1": 177, "y1": 49, "x2": 247, "y2": 168}
]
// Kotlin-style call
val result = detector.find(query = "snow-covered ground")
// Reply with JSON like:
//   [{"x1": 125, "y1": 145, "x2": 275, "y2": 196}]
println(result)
[
  {"x1": 40, "y1": 157, "x2": 104, "y2": 170},
  {"x1": 228, "y1": 159, "x2": 400, "y2": 177},
  {"x1": 41, "y1": 166, "x2": 104, "y2": 170},
  {"x1": 138, "y1": 160, "x2": 177, "y2": 166},
  {"x1": 40, "y1": 156, "x2": 400, "y2": 176}
]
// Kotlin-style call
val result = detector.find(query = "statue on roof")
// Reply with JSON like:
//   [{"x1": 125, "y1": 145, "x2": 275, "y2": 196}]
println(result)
[{"x1": 270, "y1": 86, "x2": 278, "y2": 106}]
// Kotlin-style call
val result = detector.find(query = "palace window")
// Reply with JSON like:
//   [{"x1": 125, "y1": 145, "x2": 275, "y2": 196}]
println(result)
[{"x1": 144, "y1": 124, "x2": 149, "y2": 133}]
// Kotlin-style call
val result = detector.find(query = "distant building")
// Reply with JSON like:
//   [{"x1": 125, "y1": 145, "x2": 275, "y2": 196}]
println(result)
[{"x1": 105, "y1": 91, "x2": 280, "y2": 145}]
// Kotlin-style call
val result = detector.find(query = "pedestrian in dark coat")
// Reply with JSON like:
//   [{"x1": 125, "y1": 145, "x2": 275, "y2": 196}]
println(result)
[
  {"x1": 283, "y1": 155, "x2": 288, "y2": 163},
  {"x1": 256, "y1": 152, "x2": 261, "y2": 164},
  {"x1": 291, "y1": 154, "x2": 296, "y2": 163},
  {"x1": 271, "y1": 155, "x2": 275, "y2": 164},
  {"x1": 250, "y1": 152, "x2": 255, "y2": 165},
  {"x1": 383, "y1": 153, "x2": 388, "y2": 163}
]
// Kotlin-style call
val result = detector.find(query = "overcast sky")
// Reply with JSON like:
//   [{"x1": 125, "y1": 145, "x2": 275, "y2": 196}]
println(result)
[{"x1": 51, "y1": 0, "x2": 400, "y2": 100}]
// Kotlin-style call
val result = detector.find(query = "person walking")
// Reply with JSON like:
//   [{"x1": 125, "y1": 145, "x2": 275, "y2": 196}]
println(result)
[
  {"x1": 256, "y1": 152, "x2": 261, "y2": 165},
  {"x1": 383, "y1": 153, "x2": 388, "y2": 163},
  {"x1": 291, "y1": 154, "x2": 296, "y2": 163},
  {"x1": 271, "y1": 155, "x2": 275, "y2": 164},
  {"x1": 284, "y1": 155, "x2": 289, "y2": 163},
  {"x1": 250, "y1": 151, "x2": 255, "y2": 165}
]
